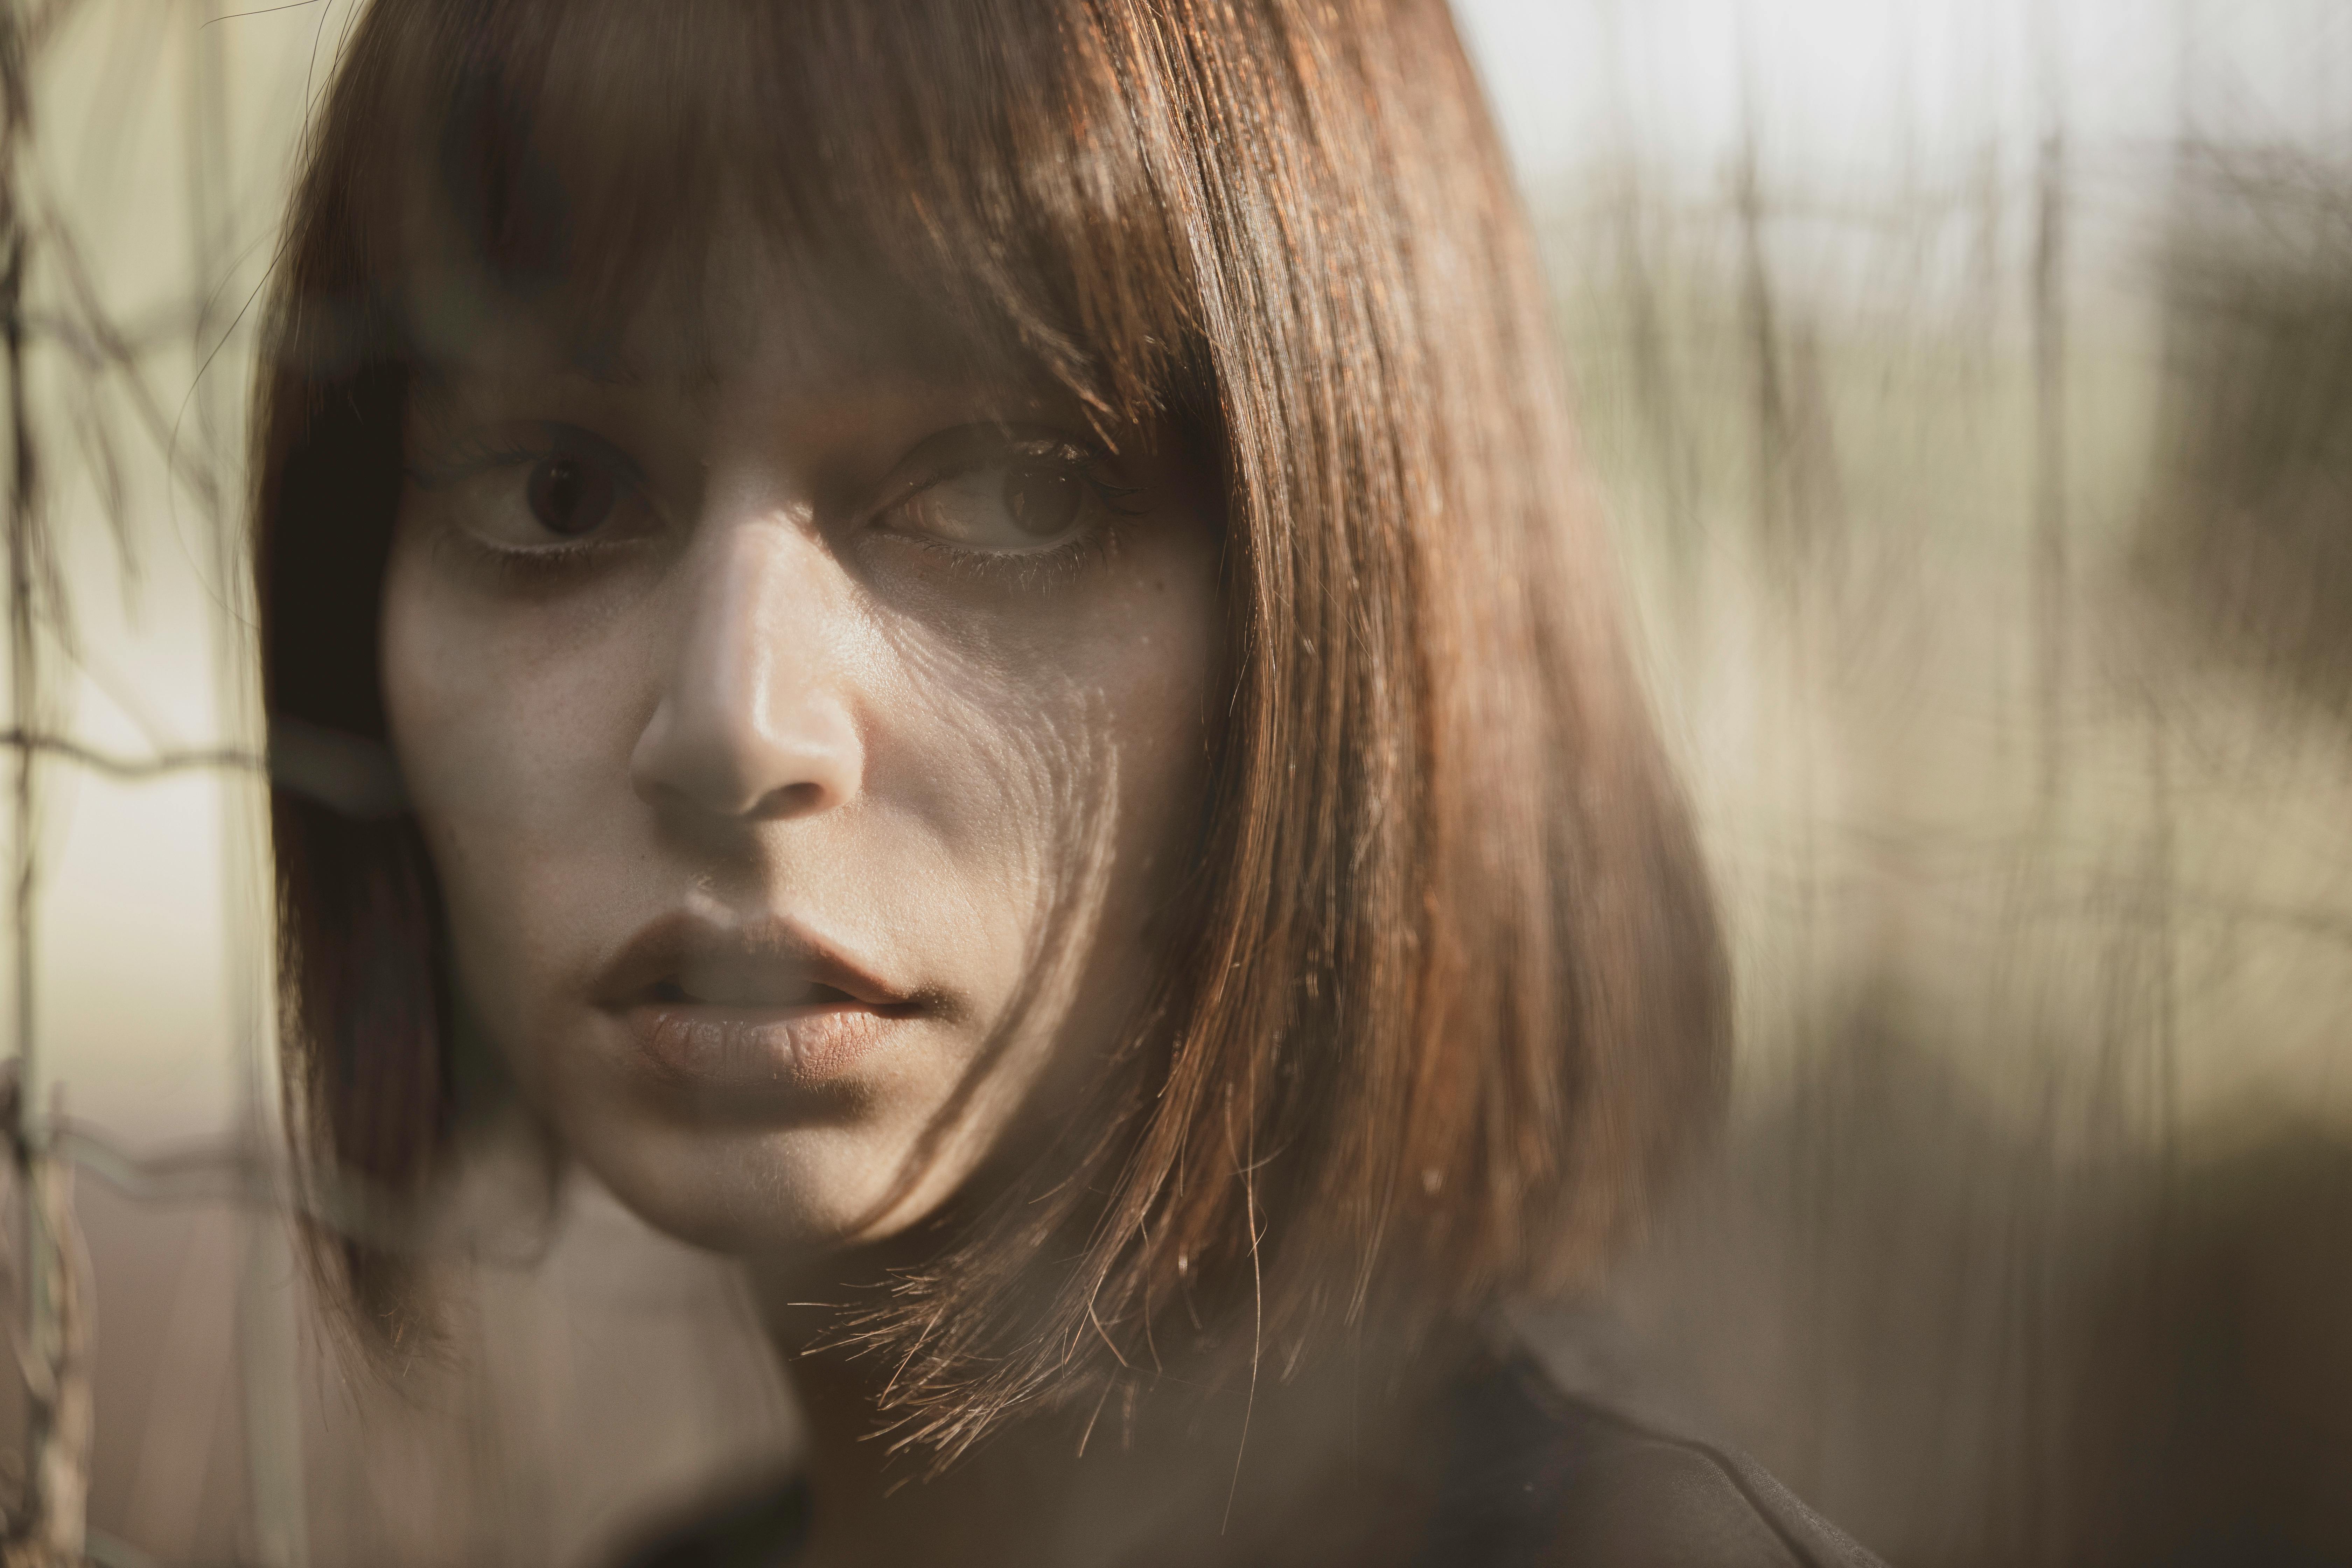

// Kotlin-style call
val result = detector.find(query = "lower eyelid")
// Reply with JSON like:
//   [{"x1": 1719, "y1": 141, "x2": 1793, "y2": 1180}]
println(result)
[
  {"x1": 435, "y1": 503, "x2": 667, "y2": 575},
  {"x1": 875, "y1": 509, "x2": 1124, "y2": 587},
  {"x1": 446, "y1": 532, "x2": 651, "y2": 589}
]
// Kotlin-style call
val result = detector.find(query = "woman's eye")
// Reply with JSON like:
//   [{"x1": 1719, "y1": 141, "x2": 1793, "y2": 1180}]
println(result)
[
  {"x1": 410, "y1": 424, "x2": 651, "y2": 553},
  {"x1": 1001, "y1": 465, "x2": 1085, "y2": 538},
  {"x1": 877, "y1": 428, "x2": 1124, "y2": 555},
  {"x1": 524, "y1": 454, "x2": 622, "y2": 538}
]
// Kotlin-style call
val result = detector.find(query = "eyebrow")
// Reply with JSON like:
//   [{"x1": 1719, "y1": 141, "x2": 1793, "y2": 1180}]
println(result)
[
  {"x1": 572, "y1": 360, "x2": 647, "y2": 388},
  {"x1": 547, "y1": 339, "x2": 667, "y2": 388},
  {"x1": 416, "y1": 355, "x2": 676, "y2": 396},
  {"x1": 416, "y1": 312, "x2": 1052, "y2": 406}
]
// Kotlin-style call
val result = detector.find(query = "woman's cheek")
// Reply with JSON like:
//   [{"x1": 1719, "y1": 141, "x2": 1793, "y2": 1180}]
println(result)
[{"x1": 381, "y1": 539, "x2": 640, "y2": 1034}]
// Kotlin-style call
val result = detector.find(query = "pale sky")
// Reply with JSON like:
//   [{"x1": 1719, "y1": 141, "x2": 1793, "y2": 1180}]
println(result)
[{"x1": 1453, "y1": 0, "x2": 2350, "y2": 193}]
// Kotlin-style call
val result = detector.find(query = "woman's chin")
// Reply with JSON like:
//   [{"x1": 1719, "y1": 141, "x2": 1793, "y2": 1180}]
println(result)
[{"x1": 562, "y1": 1112, "x2": 967, "y2": 1260}]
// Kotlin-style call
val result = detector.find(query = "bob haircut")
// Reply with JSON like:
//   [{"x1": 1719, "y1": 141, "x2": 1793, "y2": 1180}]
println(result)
[{"x1": 256, "y1": 0, "x2": 1726, "y2": 1450}]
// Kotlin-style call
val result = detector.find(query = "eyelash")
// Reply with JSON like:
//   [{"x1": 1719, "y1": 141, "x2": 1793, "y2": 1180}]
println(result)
[
  {"x1": 456, "y1": 532, "x2": 618, "y2": 586},
  {"x1": 887, "y1": 510, "x2": 1126, "y2": 590},
  {"x1": 412, "y1": 425, "x2": 1142, "y2": 588},
  {"x1": 407, "y1": 433, "x2": 564, "y2": 490}
]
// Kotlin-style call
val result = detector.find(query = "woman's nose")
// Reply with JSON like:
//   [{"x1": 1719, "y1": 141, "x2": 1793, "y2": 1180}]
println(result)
[{"x1": 629, "y1": 522, "x2": 864, "y2": 822}]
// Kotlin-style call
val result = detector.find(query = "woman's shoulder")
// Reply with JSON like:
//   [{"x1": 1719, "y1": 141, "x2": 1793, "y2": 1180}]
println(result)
[{"x1": 1416, "y1": 1349, "x2": 1886, "y2": 1568}]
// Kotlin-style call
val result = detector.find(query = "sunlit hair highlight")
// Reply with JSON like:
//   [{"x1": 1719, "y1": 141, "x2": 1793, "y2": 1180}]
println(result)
[{"x1": 255, "y1": 0, "x2": 1727, "y2": 1451}]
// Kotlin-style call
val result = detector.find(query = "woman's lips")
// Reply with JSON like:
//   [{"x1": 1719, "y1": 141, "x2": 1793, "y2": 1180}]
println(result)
[
  {"x1": 622, "y1": 996, "x2": 921, "y2": 1092},
  {"x1": 592, "y1": 912, "x2": 931, "y2": 1096}
]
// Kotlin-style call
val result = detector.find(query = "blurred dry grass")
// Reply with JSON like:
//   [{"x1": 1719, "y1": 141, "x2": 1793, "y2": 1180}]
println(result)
[{"x1": 1525, "y1": 139, "x2": 2352, "y2": 1566}]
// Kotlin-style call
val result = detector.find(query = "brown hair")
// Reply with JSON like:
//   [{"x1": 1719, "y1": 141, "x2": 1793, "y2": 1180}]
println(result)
[{"x1": 256, "y1": 0, "x2": 1726, "y2": 1449}]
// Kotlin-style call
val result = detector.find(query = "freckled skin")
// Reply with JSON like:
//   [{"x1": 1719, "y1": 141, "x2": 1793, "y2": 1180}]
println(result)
[{"x1": 380, "y1": 285, "x2": 1223, "y2": 1258}]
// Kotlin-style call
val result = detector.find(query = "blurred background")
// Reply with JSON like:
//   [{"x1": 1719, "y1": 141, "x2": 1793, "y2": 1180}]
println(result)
[{"x1": 13, "y1": 0, "x2": 2352, "y2": 1562}]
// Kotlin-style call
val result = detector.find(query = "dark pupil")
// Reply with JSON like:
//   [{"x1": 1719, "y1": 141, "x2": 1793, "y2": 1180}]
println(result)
[
  {"x1": 526, "y1": 456, "x2": 609, "y2": 537},
  {"x1": 1002, "y1": 467, "x2": 1082, "y2": 538}
]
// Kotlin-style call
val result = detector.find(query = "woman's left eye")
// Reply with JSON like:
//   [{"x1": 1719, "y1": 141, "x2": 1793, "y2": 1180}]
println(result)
[{"x1": 874, "y1": 427, "x2": 1129, "y2": 555}]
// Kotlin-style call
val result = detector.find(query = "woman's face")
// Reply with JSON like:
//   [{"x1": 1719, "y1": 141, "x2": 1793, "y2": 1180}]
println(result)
[{"x1": 381, "y1": 259, "x2": 1223, "y2": 1256}]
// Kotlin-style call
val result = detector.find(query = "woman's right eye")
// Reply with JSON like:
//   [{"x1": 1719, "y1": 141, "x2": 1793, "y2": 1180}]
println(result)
[{"x1": 409, "y1": 424, "x2": 654, "y2": 556}]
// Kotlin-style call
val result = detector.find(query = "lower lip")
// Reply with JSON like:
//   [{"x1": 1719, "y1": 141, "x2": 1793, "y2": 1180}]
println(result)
[{"x1": 620, "y1": 1002, "x2": 911, "y2": 1092}]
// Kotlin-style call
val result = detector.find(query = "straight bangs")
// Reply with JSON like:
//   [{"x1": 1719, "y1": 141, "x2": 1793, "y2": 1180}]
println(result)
[{"x1": 351, "y1": 0, "x2": 1206, "y2": 434}]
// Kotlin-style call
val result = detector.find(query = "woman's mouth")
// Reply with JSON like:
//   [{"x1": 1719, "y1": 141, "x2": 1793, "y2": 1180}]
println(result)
[
  {"x1": 595, "y1": 915, "x2": 930, "y2": 1097},
  {"x1": 625, "y1": 990, "x2": 917, "y2": 1093},
  {"x1": 645, "y1": 975, "x2": 862, "y2": 1008}
]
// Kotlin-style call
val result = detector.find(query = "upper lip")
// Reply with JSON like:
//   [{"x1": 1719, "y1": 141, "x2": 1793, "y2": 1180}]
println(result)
[{"x1": 591, "y1": 911, "x2": 917, "y2": 1012}]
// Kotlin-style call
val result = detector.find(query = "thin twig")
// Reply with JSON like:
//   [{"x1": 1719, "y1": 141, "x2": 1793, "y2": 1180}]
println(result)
[{"x1": 0, "y1": 728, "x2": 261, "y2": 780}]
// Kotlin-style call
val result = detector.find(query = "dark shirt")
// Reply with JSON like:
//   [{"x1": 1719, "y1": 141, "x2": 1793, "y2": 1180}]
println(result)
[
  {"x1": 1410, "y1": 1352, "x2": 1883, "y2": 1567},
  {"x1": 617, "y1": 1351, "x2": 1884, "y2": 1568}
]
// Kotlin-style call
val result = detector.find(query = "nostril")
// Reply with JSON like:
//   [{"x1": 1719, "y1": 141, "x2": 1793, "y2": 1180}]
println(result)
[
  {"x1": 631, "y1": 725, "x2": 861, "y2": 823},
  {"x1": 749, "y1": 779, "x2": 830, "y2": 819}
]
